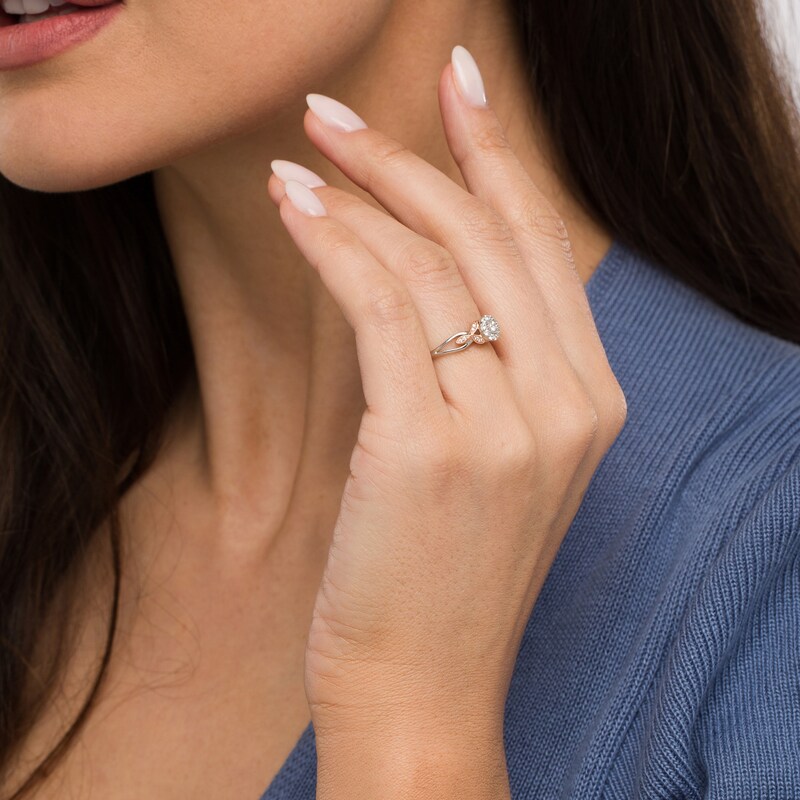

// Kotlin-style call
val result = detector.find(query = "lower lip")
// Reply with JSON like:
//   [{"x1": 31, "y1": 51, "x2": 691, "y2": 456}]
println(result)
[{"x1": 0, "y1": 3, "x2": 123, "y2": 71}]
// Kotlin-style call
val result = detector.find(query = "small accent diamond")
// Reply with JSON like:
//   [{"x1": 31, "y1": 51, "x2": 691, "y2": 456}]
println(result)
[{"x1": 478, "y1": 314, "x2": 500, "y2": 341}]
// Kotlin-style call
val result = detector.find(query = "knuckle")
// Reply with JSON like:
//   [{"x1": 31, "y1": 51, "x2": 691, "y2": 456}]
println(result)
[
  {"x1": 318, "y1": 187, "x2": 362, "y2": 214},
  {"x1": 362, "y1": 281, "x2": 417, "y2": 327},
  {"x1": 553, "y1": 216, "x2": 577, "y2": 270},
  {"x1": 455, "y1": 198, "x2": 516, "y2": 250},
  {"x1": 514, "y1": 194, "x2": 570, "y2": 249},
  {"x1": 472, "y1": 122, "x2": 512, "y2": 157},
  {"x1": 316, "y1": 224, "x2": 360, "y2": 258},
  {"x1": 363, "y1": 138, "x2": 409, "y2": 186},
  {"x1": 490, "y1": 423, "x2": 538, "y2": 474},
  {"x1": 597, "y1": 380, "x2": 629, "y2": 444},
  {"x1": 410, "y1": 432, "x2": 468, "y2": 483},
  {"x1": 397, "y1": 240, "x2": 461, "y2": 289},
  {"x1": 545, "y1": 383, "x2": 598, "y2": 465},
  {"x1": 613, "y1": 387, "x2": 629, "y2": 429}
]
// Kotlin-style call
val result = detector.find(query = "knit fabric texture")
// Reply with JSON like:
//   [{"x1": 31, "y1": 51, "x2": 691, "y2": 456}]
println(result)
[{"x1": 258, "y1": 239, "x2": 800, "y2": 799}]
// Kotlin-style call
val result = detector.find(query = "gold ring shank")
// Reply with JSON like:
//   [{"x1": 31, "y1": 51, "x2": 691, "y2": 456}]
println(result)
[
  {"x1": 430, "y1": 315, "x2": 501, "y2": 358},
  {"x1": 430, "y1": 332, "x2": 474, "y2": 357}
]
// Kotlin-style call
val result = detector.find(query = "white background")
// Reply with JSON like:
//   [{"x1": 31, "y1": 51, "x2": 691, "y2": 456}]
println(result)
[{"x1": 764, "y1": 0, "x2": 800, "y2": 102}]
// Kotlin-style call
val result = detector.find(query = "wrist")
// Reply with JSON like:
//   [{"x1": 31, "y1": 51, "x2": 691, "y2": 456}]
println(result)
[{"x1": 314, "y1": 717, "x2": 510, "y2": 800}]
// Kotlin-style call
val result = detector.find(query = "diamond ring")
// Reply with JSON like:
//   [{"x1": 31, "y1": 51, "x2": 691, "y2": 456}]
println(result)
[{"x1": 430, "y1": 314, "x2": 501, "y2": 357}]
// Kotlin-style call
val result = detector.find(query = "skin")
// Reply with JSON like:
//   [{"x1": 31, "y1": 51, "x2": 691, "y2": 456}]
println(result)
[{"x1": 0, "y1": 0, "x2": 622, "y2": 797}]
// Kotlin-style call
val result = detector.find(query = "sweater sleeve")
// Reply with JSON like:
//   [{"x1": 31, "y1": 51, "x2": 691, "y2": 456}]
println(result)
[{"x1": 693, "y1": 453, "x2": 800, "y2": 799}]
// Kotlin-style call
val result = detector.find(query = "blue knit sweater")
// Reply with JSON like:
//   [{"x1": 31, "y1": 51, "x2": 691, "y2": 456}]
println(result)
[{"x1": 259, "y1": 239, "x2": 800, "y2": 799}]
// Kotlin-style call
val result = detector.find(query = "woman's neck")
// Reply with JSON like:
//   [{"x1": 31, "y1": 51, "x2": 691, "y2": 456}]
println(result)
[{"x1": 145, "y1": 0, "x2": 613, "y2": 554}]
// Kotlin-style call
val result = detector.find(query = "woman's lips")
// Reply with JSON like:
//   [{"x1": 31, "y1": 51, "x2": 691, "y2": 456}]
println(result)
[
  {"x1": 0, "y1": 1, "x2": 122, "y2": 68},
  {"x1": 0, "y1": 0, "x2": 117, "y2": 25}
]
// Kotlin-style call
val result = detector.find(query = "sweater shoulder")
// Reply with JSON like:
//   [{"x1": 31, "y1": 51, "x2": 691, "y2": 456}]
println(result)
[
  {"x1": 681, "y1": 454, "x2": 800, "y2": 798},
  {"x1": 583, "y1": 246, "x2": 800, "y2": 797},
  {"x1": 593, "y1": 243, "x2": 800, "y2": 496},
  {"x1": 594, "y1": 240, "x2": 800, "y2": 398}
]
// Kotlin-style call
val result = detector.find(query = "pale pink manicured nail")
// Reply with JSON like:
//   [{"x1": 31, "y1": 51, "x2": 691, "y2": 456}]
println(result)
[
  {"x1": 451, "y1": 45, "x2": 487, "y2": 108},
  {"x1": 284, "y1": 180, "x2": 327, "y2": 217},
  {"x1": 306, "y1": 93, "x2": 368, "y2": 133},
  {"x1": 270, "y1": 159, "x2": 327, "y2": 188}
]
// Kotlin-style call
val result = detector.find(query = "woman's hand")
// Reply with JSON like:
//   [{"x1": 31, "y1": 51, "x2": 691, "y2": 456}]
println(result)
[{"x1": 267, "y1": 45, "x2": 627, "y2": 798}]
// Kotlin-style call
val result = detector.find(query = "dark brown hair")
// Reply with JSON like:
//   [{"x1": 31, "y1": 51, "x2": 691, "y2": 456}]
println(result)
[{"x1": 2, "y1": 0, "x2": 800, "y2": 795}]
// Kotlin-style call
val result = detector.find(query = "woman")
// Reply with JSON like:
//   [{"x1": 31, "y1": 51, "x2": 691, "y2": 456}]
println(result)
[{"x1": 0, "y1": 0, "x2": 798, "y2": 797}]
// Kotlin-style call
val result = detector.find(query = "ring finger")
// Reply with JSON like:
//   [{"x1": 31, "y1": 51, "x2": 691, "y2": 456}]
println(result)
[{"x1": 269, "y1": 170, "x2": 510, "y2": 412}]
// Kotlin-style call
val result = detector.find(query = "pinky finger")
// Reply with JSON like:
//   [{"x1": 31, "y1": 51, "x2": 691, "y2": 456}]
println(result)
[{"x1": 276, "y1": 179, "x2": 447, "y2": 425}]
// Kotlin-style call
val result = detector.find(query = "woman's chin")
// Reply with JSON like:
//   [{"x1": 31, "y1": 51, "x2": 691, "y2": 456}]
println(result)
[
  {"x1": 0, "y1": 134, "x2": 155, "y2": 193},
  {"x1": 0, "y1": 98, "x2": 165, "y2": 192},
  {"x1": 1, "y1": 158, "x2": 110, "y2": 193}
]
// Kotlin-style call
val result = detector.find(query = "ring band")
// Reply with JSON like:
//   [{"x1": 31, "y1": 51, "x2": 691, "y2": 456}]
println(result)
[{"x1": 430, "y1": 314, "x2": 501, "y2": 357}]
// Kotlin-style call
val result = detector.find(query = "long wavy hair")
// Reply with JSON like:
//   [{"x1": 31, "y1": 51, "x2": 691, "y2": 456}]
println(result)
[{"x1": 2, "y1": 0, "x2": 800, "y2": 795}]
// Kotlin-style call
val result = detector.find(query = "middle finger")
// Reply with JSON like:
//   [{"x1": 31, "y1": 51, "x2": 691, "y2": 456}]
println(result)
[
  {"x1": 301, "y1": 94, "x2": 566, "y2": 401},
  {"x1": 268, "y1": 169, "x2": 509, "y2": 416}
]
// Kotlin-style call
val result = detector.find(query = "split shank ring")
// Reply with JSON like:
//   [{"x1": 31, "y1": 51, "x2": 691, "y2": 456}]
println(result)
[{"x1": 430, "y1": 314, "x2": 501, "y2": 358}]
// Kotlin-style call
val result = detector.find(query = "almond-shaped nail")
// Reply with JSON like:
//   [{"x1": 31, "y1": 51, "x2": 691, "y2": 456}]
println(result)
[
  {"x1": 306, "y1": 93, "x2": 368, "y2": 133},
  {"x1": 271, "y1": 159, "x2": 327, "y2": 188},
  {"x1": 284, "y1": 180, "x2": 327, "y2": 217},
  {"x1": 451, "y1": 45, "x2": 488, "y2": 108}
]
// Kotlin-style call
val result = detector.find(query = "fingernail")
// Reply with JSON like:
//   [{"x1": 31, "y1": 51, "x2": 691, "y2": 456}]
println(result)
[
  {"x1": 451, "y1": 45, "x2": 487, "y2": 108},
  {"x1": 284, "y1": 180, "x2": 327, "y2": 217},
  {"x1": 306, "y1": 93, "x2": 368, "y2": 133},
  {"x1": 271, "y1": 159, "x2": 327, "y2": 188}
]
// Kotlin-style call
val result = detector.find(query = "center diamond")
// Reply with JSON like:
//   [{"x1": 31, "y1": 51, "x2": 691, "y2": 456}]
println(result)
[{"x1": 478, "y1": 315, "x2": 501, "y2": 341}]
